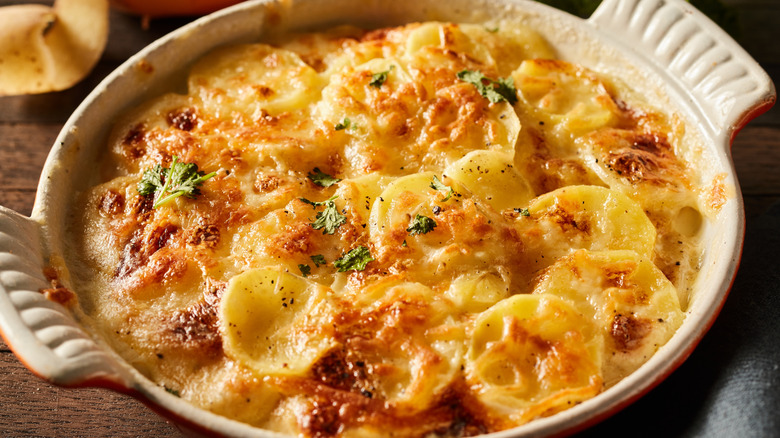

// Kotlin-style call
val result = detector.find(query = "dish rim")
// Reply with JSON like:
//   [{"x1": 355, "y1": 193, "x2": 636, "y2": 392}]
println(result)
[{"x1": 0, "y1": 0, "x2": 775, "y2": 436}]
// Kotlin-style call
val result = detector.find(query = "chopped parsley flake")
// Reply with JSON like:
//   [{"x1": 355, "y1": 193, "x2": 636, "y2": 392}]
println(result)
[
  {"x1": 334, "y1": 246, "x2": 374, "y2": 272},
  {"x1": 301, "y1": 196, "x2": 347, "y2": 235},
  {"x1": 514, "y1": 207, "x2": 530, "y2": 216},
  {"x1": 298, "y1": 264, "x2": 311, "y2": 277},
  {"x1": 137, "y1": 156, "x2": 216, "y2": 208},
  {"x1": 307, "y1": 168, "x2": 341, "y2": 187},
  {"x1": 369, "y1": 65, "x2": 394, "y2": 88},
  {"x1": 335, "y1": 118, "x2": 352, "y2": 131},
  {"x1": 457, "y1": 70, "x2": 518, "y2": 105},
  {"x1": 406, "y1": 214, "x2": 437, "y2": 235},
  {"x1": 430, "y1": 175, "x2": 454, "y2": 201},
  {"x1": 300, "y1": 197, "x2": 329, "y2": 207},
  {"x1": 310, "y1": 254, "x2": 326, "y2": 267}
]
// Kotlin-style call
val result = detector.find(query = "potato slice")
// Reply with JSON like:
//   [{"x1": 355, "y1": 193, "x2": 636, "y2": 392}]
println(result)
[
  {"x1": 512, "y1": 59, "x2": 620, "y2": 139},
  {"x1": 220, "y1": 267, "x2": 336, "y2": 376},
  {"x1": 466, "y1": 294, "x2": 603, "y2": 424},
  {"x1": 405, "y1": 22, "x2": 495, "y2": 70},
  {"x1": 519, "y1": 185, "x2": 657, "y2": 263},
  {"x1": 445, "y1": 271, "x2": 511, "y2": 314},
  {"x1": 369, "y1": 171, "x2": 526, "y2": 290},
  {"x1": 368, "y1": 171, "x2": 437, "y2": 238},
  {"x1": 459, "y1": 23, "x2": 556, "y2": 77},
  {"x1": 188, "y1": 44, "x2": 323, "y2": 118},
  {"x1": 444, "y1": 150, "x2": 535, "y2": 212},
  {"x1": 511, "y1": 58, "x2": 620, "y2": 175},
  {"x1": 339, "y1": 279, "x2": 464, "y2": 408},
  {"x1": 315, "y1": 57, "x2": 413, "y2": 132},
  {"x1": 0, "y1": 0, "x2": 109, "y2": 95},
  {"x1": 534, "y1": 250, "x2": 685, "y2": 385}
]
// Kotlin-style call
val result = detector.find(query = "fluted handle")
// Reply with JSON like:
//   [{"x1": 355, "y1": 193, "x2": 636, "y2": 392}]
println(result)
[
  {"x1": 589, "y1": 0, "x2": 775, "y2": 140},
  {"x1": 0, "y1": 206, "x2": 130, "y2": 387}
]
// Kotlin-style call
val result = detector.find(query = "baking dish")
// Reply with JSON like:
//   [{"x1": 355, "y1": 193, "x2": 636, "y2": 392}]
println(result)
[{"x1": 0, "y1": 0, "x2": 774, "y2": 436}]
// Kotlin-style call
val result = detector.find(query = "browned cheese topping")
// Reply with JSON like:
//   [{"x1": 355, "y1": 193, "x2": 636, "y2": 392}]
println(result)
[{"x1": 65, "y1": 21, "x2": 711, "y2": 437}]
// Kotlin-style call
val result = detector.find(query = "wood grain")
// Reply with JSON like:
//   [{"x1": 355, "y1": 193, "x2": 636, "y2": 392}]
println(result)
[
  {"x1": 0, "y1": 123, "x2": 58, "y2": 188},
  {"x1": 0, "y1": 347, "x2": 182, "y2": 437},
  {"x1": 0, "y1": 0, "x2": 777, "y2": 437},
  {"x1": 733, "y1": 126, "x2": 780, "y2": 194},
  {"x1": 733, "y1": 125, "x2": 780, "y2": 217}
]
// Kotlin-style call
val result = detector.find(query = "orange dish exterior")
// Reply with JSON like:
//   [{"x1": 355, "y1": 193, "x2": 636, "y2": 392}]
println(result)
[
  {"x1": 110, "y1": 0, "x2": 244, "y2": 18},
  {"x1": 68, "y1": 22, "x2": 706, "y2": 436}
]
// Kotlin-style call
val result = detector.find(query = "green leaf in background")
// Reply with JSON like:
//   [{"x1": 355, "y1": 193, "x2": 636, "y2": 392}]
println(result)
[
  {"x1": 687, "y1": 0, "x2": 739, "y2": 37},
  {"x1": 533, "y1": 0, "x2": 739, "y2": 37},
  {"x1": 534, "y1": 0, "x2": 601, "y2": 18}
]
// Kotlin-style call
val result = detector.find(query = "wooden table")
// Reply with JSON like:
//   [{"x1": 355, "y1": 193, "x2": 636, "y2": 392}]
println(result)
[{"x1": 0, "y1": 1, "x2": 777, "y2": 436}]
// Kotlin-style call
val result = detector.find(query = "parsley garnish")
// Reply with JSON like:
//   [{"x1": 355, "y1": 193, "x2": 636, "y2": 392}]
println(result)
[
  {"x1": 514, "y1": 207, "x2": 530, "y2": 217},
  {"x1": 164, "y1": 386, "x2": 181, "y2": 397},
  {"x1": 369, "y1": 65, "x2": 394, "y2": 88},
  {"x1": 137, "y1": 156, "x2": 216, "y2": 208},
  {"x1": 407, "y1": 214, "x2": 437, "y2": 235},
  {"x1": 457, "y1": 70, "x2": 518, "y2": 105},
  {"x1": 430, "y1": 175, "x2": 454, "y2": 201},
  {"x1": 334, "y1": 246, "x2": 374, "y2": 272},
  {"x1": 335, "y1": 118, "x2": 352, "y2": 131},
  {"x1": 310, "y1": 254, "x2": 327, "y2": 267},
  {"x1": 301, "y1": 195, "x2": 347, "y2": 235},
  {"x1": 307, "y1": 168, "x2": 341, "y2": 187},
  {"x1": 137, "y1": 164, "x2": 165, "y2": 197},
  {"x1": 298, "y1": 264, "x2": 311, "y2": 277}
]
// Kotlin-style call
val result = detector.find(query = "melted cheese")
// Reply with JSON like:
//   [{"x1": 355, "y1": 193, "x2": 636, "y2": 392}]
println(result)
[{"x1": 68, "y1": 21, "x2": 706, "y2": 437}]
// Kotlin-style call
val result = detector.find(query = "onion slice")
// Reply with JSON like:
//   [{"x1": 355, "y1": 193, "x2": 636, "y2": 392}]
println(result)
[{"x1": 0, "y1": 0, "x2": 109, "y2": 95}]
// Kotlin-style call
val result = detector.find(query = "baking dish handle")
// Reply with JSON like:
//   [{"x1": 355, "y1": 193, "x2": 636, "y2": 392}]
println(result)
[
  {"x1": 588, "y1": 0, "x2": 776, "y2": 139},
  {"x1": 0, "y1": 205, "x2": 132, "y2": 388}
]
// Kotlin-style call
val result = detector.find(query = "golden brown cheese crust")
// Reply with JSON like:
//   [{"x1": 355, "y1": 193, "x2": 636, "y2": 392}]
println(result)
[{"x1": 68, "y1": 22, "x2": 705, "y2": 437}]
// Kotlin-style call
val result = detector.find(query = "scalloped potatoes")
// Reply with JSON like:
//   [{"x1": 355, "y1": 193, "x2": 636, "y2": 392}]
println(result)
[{"x1": 71, "y1": 21, "x2": 705, "y2": 436}]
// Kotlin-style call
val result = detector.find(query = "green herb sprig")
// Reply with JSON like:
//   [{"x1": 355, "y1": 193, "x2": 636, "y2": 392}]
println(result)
[
  {"x1": 457, "y1": 70, "x2": 518, "y2": 105},
  {"x1": 310, "y1": 254, "x2": 327, "y2": 267},
  {"x1": 430, "y1": 175, "x2": 455, "y2": 202},
  {"x1": 307, "y1": 168, "x2": 341, "y2": 188},
  {"x1": 301, "y1": 196, "x2": 347, "y2": 235},
  {"x1": 334, "y1": 246, "x2": 374, "y2": 272},
  {"x1": 335, "y1": 118, "x2": 353, "y2": 131},
  {"x1": 407, "y1": 214, "x2": 437, "y2": 235},
  {"x1": 137, "y1": 156, "x2": 216, "y2": 208},
  {"x1": 369, "y1": 65, "x2": 395, "y2": 88}
]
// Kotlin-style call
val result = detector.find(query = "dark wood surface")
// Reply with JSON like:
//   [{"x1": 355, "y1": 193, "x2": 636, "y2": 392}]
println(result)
[{"x1": 0, "y1": 1, "x2": 778, "y2": 436}]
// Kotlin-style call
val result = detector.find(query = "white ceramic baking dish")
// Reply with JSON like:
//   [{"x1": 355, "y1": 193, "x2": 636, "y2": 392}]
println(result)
[{"x1": 0, "y1": 0, "x2": 774, "y2": 436}]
